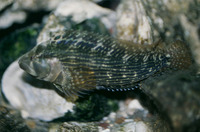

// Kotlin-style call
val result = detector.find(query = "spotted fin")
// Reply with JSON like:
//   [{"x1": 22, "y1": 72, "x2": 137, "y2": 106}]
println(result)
[{"x1": 96, "y1": 83, "x2": 141, "y2": 92}]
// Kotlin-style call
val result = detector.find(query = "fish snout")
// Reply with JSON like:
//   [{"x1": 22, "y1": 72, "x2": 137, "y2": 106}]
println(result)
[{"x1": 18, "y1": 55, "x2": 37, "y2": 76}]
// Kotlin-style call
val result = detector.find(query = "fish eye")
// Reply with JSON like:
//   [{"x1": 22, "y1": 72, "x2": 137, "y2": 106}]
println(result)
[{"x1": 30, "y1": 55, "x2": 36, "y2": 61}]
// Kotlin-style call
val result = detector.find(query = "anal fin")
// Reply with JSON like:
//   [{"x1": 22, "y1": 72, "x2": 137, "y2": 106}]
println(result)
[{"x1": 97, "y1": 83, "x2": 141, "y2": 92}]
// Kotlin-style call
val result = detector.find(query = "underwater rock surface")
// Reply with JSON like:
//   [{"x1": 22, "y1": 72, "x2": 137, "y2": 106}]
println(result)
[
  {"x1": 0, "y1": 105, "x2": 50, "y2": 132},
  {"x1": 116, "y1": 0, "x2": 153, "y2": 44},
  {"x1": 0, "y1": 0, "x2": 200, "y2": 131},
  {"x1": 142, "y1": 0, "x2": 200, "y2": 68},
  {"x1": 37, "y1": 0, "x2": 116, "y2": 43},
  {"x1": 59, "y1": 122, "x2": 98, "y2": 132},
  {"x1": 0, "y1": 0, "x2": 63, "y2": 29},
  {"x1": 0, "y1": 26, "x2": 40, "y2": 79},
  {"x1": 141, "y1": 70, "x2": 200, "y2": 131},
  {"x1": 2, "y1": 60, "x2": 75, "y2": 121},
  {"x1": 0, "y1": 105, "x2": 30, "y2": 132},
  {"x1": 0, "y1": 0, "x2": 13, "y2": 11}
]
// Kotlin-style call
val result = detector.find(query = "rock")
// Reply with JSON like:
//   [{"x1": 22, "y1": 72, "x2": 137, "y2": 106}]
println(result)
[
  {"x1": 141, "y1": 0, "x2": 200, "y2": 46},
  {"x1": 137, "y1": 0, "x2": 200, "y2": 130},
  {"x1": 56, "y1": 122, "x2": 98, "y2": 132},
  {"x1": 0, "y1": 105, "x2": 50, "y2": 132},
  {"x1": 54, "y1": 0, "x2": 116, "y2": 29},
  {"x1": 0, "y1": 0, "x2": 63, "y2": 29},
  {"x1": 91, "y1": 0, "x2": 104, "y2": 3},
  {"x1": 116, "y1": 99, "x2": 146, "y2": 119},
  {"x1": 94, "y1": 94, "x2": 170, "y2": 132},
  {"x1": 180, "y1": 15, "x2": 200, "y2": 70},
  {"x1": 111, "y1": 121, "x2": 151, "y2": 132},
  {"x1": 116, "y1": 0, "x2": 153, "y2": 44},
  {"x1": 0, "y1": 26, "x2": 40, "y2": 79},
  {"x1": 2, "y1": 60, "x2": 75, "y2": 121},
  {"x1": 49, "y1": 97, "x2": 170, "y2": 132},
  {"x1": 0, "y1": 10, "x2": 27, "y2": 29},
  {"x1": 0, "y1": 105, "x2": 30, "y2": 132},
  {"x1": 127, "y1": 99, "x2": 145, "y2": 115},
  {"x1": 13, "y1": 0, "x2": 64, "y2": 11},
  {"x1": 37, "y1": 0, "x2": 116, "y2": 43},
  {"x1": 0, "y1": 0, "x2": 13, "y2": 11},
  {"x1": 141, "y1": 70, "x2": 200, "y2": 131}
]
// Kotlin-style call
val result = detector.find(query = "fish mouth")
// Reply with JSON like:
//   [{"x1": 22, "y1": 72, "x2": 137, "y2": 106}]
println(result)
[{"x1": 18, "y1": 56, "x2": 37, "y2": 76}]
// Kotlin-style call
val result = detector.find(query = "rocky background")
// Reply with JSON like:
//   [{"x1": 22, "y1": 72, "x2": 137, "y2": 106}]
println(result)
[{"x1": 0, "y1": 0, "x2": 200, "y2": 132}]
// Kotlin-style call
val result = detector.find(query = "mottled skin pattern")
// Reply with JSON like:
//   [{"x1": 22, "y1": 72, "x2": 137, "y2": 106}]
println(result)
[{"x1": 18, "y1": 30, "x2": 192, "y2": 97}]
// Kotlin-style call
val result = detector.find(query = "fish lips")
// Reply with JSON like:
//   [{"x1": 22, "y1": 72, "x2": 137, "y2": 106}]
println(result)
[{"x1": 18, "y1": 56, "x2": 37, "y2": 77}]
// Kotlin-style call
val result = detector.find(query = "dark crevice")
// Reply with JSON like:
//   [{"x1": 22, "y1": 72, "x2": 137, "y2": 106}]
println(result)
[
  {"x1": 0, "y1": 2, "x2": 13, "y2": 14},
  {"x1": 137, "y1": 90, "x2": 174, "y2": 131},
  {"x1": 97, "y1": 0, "x2": 121, "y2": 10},
  {"x1": 0, "y1": 10, "x2": 50, "y2": 40}
]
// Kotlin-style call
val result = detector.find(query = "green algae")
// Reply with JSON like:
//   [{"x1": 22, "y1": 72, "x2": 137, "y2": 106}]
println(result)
[
  {"x1": 53, "y1": 93, "x2": 118, "y2": 122},
  {"x1": 0, "y1": 26, "x2": 40, "y2": 79}
]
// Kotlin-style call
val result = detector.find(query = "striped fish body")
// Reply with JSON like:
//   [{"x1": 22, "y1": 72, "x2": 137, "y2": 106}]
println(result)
[{"x1": 18, "y1": 30, "x2": 192, "y2": 97}]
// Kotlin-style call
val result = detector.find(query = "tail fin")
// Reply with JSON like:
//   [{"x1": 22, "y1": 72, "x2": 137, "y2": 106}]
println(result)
[{"x1": 166, "y1": 40, "x2": 192, "y2": 70}]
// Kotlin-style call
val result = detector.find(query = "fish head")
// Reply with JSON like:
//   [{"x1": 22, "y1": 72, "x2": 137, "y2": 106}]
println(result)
[{"x1": 18, "y1": 42, "x2": 51, "y2": 79}]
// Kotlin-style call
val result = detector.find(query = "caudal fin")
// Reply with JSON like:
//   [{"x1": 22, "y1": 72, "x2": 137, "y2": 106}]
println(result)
[{"x1": 166, "y1": 40, "x2": 192, "y2": 70}]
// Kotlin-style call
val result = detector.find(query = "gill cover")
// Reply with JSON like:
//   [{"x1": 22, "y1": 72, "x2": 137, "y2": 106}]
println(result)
[{"x1": 18, "y1": 42, "x2": 51, "y2": 79}]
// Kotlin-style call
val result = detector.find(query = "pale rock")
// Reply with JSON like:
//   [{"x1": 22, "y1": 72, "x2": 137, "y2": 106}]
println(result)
[
  {"x1": 37, "y1": 0, "x2": 116, "y2": 43},
  {"x1": 117, "y1": 99, "x2": 146, "y2": 118},
  {"x1": 55, "y1": 0, "x2": 115, "y2": 27},
  {"x1": 123, "y1": 121, "x2": 152, "y2": 132},
  {"x1": 116, "y1": 0, "x2": 153, "y2": 44},
  {"x1": 0, "y1": 10, "x2": 26, "y2": 29},
  {"x1": 13, "y1": 0, "x2": 64, "y2": 11},
  {"x1": 101, "y1": 129, "x2": 110, "y2": 132},
  {"x1": 110, "y1": 121, "x2": 152, "y2": 132},
  {"x1": 127, "y1": 99, "x2": 144, "y2": 115},
  {"x1": 0, "y1": 0, "x2": 13, "y2": 11},
  {"x1": 1, "y1": 60, "x2": 75, "y2": 121},
  {"x1": 0, "y1": 0, "x2": 64, "y2": 29}
]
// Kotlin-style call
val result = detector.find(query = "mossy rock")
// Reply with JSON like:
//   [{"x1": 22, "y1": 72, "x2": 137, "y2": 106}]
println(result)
[
  {"x1": 0, "y1": 26, "x2": 40, "y2": 79},
  {"x1": 53, "y1": 93, "x2": 118, "y2": 122}
]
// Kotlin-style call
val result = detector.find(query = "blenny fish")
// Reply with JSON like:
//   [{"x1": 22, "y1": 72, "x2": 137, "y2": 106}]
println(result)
[{"x1": 18, "y1": 30, "x2": 192, "y2": 97}]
